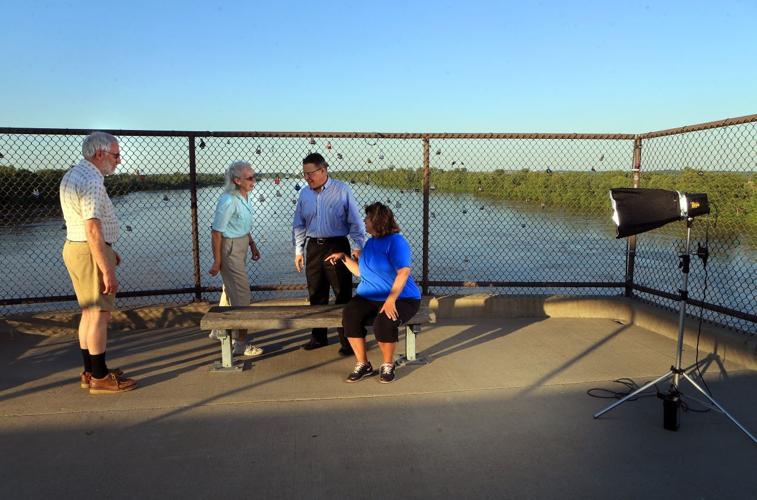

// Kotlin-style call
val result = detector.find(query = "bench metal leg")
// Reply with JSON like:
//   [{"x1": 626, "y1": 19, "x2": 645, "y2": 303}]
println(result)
[
  {"x1": 395, "y1": 324, "x2": 428, "y2": 366},
  {"x1": 210, "y1": 329, "x2": 245, "y2": 373}
]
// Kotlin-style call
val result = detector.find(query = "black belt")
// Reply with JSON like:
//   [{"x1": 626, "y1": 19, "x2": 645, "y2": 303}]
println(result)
[{"x1": 308, "y1": 236, "x2": 347, "y2": 245}]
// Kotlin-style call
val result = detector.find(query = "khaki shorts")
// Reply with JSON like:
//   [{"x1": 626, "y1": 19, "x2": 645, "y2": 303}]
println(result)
[{"x1": 62, "y1": 241, "x2": 118, "y2": 311}]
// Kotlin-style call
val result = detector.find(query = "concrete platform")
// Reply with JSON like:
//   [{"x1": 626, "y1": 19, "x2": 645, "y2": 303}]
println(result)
[{"x1": 1, "y1": 316, "x2": 755, "y2": 499}]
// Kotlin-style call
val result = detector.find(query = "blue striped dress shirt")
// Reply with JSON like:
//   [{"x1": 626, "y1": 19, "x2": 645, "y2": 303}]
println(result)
[{"x1": 292, "y1": 177, "x2": 366, "y2": 256}]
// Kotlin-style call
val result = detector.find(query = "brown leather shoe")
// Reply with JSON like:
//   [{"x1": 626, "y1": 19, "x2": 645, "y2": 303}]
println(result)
[
  {"x1": 89, "y1": 372, "x2": 136, "y2": 394},
  {"x1": 80, "y1": 368, "x2": 124, "y2": 389}
]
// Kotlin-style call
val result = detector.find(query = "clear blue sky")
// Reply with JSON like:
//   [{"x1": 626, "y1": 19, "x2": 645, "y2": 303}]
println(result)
[{"x1": 2, "y1": 0, "x2": 755, "y2": 133}]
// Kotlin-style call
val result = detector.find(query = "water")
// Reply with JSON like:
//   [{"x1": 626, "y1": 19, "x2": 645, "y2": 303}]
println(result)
[{"x1": 1, "y1": 179, "x2": 754, "y2": 333}]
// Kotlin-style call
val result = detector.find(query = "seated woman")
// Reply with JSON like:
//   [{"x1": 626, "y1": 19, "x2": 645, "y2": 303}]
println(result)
[{"x1": 325, "y1": 202, "x2": 421, "y2": 383}]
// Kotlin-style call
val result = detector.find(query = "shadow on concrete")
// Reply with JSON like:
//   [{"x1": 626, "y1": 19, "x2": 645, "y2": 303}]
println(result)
[
  {"x1": 418, "y1": 319, "x2": 529, "y2": 361},
  {"x1": 0, "y1": 329, "x2": 71, "y2": 394},
  {"x1": 1, "y1": 374, "x2": 755, "y2": 499},
  {"x1": 0, "y1": 316, "x2": 349, "y2": 403}
]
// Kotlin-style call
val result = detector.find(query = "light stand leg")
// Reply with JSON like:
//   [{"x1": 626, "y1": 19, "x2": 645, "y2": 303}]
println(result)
[
  {"x1": 593, "y1": 370, "x2": 673, "y2": 419},
  {"x1": 681, "y1": 372, "x2": 757, "y2": 444}
]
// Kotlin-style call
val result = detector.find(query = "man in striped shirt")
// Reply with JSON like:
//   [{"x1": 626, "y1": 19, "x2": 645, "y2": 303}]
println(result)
[{"x1": 293, "y1": 153, "x2": 366, "y2": 353}]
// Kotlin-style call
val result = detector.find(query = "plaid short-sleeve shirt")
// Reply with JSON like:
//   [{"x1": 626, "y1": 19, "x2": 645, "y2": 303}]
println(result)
[{"x1": 59, "y1": 159, "x2": 120, "y2": 243}]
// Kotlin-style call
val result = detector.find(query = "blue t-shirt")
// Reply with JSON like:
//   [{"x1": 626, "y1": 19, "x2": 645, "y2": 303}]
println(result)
[{"x1": 356, "y1": 233, "x2": 421, "y2": 301}]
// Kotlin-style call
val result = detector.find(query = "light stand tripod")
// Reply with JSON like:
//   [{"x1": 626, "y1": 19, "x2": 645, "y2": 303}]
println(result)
[{"x1": 594, "y1": 218, "x2": 756, "y2": 444}]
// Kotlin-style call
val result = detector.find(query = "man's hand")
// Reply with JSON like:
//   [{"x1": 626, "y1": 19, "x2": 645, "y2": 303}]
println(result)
[
  {"x1": 102, "y1": 269, "x2": 118, "y2": 295},
  {"x1": 294, "y1": 254, "x2": 304, "y2": 272},
  {"x1": 351, "y1": 248, "x2": 362, "y2": 260}
]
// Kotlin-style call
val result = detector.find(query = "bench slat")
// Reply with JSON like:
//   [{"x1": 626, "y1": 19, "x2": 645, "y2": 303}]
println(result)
[{"x1": 200, "y1": 304, "x2": 433, "y2": 331}]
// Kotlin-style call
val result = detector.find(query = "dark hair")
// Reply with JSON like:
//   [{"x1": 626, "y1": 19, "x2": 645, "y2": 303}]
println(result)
[
  {"x1": 302, "y1": 152, "x2": 328, "y2": 168},
  {"x1": 365, "y1": 202, "x2": 400, "y2": 237}
]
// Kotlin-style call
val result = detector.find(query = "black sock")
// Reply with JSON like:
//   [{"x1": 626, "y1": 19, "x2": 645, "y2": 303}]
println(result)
[
  {"x1": 81, "y1": 349, "x2": 92, "y2": 373},
  {"x1": 90, "y1": 353, "x2": 108, "y2": 379}
]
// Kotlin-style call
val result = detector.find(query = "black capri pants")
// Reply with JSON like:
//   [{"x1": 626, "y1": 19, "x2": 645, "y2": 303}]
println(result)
[{"x1": 342, "y1": 295, "x2": 421, "y2": 343}]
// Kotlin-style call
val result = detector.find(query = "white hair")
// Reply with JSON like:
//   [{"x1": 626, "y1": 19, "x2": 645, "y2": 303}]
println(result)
[
  {"x1": 223, "y1": 161, "x2": 254, "y2": 192},
  {"x1": 82, "y1": 131, "x2": 118, "y2": 160}
]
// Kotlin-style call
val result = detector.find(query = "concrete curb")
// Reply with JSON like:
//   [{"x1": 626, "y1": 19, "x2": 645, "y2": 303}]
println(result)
[
  {"x1": 2, "y1": 294, "x2": 754, "y2": 369},
  {"x1": 430, "y1": 294, "x2": 756, "y2": 370}
]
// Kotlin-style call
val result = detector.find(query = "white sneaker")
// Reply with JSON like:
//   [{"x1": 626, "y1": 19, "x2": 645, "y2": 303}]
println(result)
[
  {"x1": 208, "y1": 329, "x2": 223, "y2": 340},
  {"x1": 233, "y1": 341, "x2": 263, "y2": 357},
  {"x1": 244, "y1": 344, "x2": 263, "y2": 357}
]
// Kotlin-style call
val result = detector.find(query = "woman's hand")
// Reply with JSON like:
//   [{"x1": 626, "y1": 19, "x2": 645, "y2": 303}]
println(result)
[
  {"x1": 324, "y1": 252, "x2": 346, "y2": 265},
  {"x1": 250, "y1": 243, "x2": 261, "y2": 261},
  {"x1": 209, "y1": 260, "x2": 221, "y2": 276},
  {"x1": 380, "y1": 296, "x2": 398, "y2": 321}
]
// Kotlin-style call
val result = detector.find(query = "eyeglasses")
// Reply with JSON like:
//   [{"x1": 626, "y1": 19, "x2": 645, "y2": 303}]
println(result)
[
  {"x1": 244, "y1": 176, "x2": 255, "y2": 181},
  {"x1": 105, "y1": 151, "x2": 121, "y2": 159},
  {"x1": 302, "y1": 167, "x2": 324, "y2": 178}
]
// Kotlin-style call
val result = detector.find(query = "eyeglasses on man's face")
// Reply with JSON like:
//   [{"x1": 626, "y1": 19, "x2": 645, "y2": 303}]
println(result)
[
  {"x1": 303, "y1": 167, "x2": 324, "y2": 178},
  {"x1": 105, "y1": 151, "x2": 121, "y2": 160}
]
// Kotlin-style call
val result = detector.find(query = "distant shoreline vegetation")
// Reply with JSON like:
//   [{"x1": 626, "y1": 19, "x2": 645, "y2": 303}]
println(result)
[
  {"x1": 0, "y1": 165, "x2": 224, "y2": 222},
  {"x1": 1, "y1": 164, "x2": 754, "y2": 244},
  {"x1": 338, "y1": 167, "x2": 755, "y2": 245},
  {"x1": 342, "y1": 167, "x2": 754, "y2": 216}
]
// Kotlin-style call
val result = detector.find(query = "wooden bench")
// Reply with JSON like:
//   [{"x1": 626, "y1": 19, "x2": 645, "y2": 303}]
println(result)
[{"x1": 200, "y1": 301, "x2": 434, "y2": 372}]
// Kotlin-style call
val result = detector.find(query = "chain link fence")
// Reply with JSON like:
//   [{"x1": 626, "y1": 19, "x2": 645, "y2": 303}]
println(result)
[
  {"x1": 633, "y1": 117, "x2": 756, "y2": 332},
  {"x1": 0, "y1": 118, "x2": 754, "y2": 334}
]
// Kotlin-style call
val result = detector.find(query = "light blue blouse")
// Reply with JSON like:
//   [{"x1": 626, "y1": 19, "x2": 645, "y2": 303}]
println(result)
[{"x1": 211, "y1": 192, "x2": 253, "y2": 238}]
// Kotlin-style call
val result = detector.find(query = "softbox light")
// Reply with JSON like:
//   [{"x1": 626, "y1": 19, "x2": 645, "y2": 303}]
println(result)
[{"x1": 609, "y1": 188, "x2": 709, "y2": 238}]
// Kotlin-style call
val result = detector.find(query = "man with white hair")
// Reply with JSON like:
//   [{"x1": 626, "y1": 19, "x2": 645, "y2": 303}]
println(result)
[{"x1": 60, "y1": 131, "x2": 136, "y2": 394}]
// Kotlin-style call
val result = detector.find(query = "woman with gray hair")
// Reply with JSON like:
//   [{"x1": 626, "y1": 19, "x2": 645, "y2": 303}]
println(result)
[{"x1": 208, "y1": 161, "x2": 262, "y2": 356}]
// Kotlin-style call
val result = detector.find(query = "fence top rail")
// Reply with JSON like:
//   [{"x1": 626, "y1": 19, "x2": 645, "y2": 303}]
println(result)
[
  {"x1": 2, "y1": 112, "x2": 755, "y2": 140},
  {"x1": 639, "y1": 113, "x2": 757, "y2": 139},
  {"x1": 0, "y1": 127, "x2": 635, "y2": 141}
]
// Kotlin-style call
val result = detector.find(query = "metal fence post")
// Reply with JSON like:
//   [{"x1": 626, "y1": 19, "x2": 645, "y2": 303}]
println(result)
[
  {"x1": 189, "y1": 135, "x2": 202, "y2": 301},
  {"x1": 422, "y1": 135, "x2": 430, "y2": 296},
  {"x1": 624, "y1": 136, "x2": 642, "y2": 297}
]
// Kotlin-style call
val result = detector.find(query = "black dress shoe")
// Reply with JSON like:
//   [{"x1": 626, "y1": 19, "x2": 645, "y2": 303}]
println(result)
[
  {"x1": 302, "y1": 339, "x2": 328, "y2": 351},
  {"x1": 338, "y1": 346, "x2": 354, "y2": 356}
]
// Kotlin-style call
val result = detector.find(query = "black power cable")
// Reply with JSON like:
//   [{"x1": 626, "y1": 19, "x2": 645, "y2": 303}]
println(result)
[
  {"x1": 587, "y1": 378, "x2": 658, "y2": 401},
  {"x1": 693, "y1": 204, "x2": 717, "y2": 398}
]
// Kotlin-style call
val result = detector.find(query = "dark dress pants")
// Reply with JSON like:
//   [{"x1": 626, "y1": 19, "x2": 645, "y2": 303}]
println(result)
[{"x1": 306, "y1": 236, "x2": 353, "y2": 347}]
